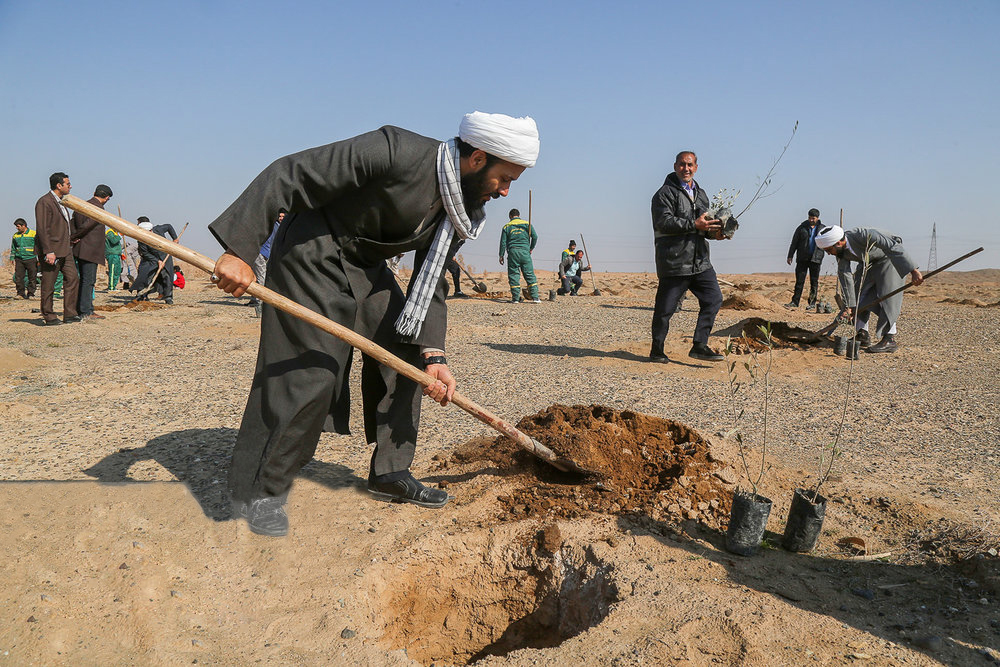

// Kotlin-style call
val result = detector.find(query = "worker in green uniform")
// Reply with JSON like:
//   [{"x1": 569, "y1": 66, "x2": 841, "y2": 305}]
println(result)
[
  {"x1": 105, "y1": 227, "x2": 124, "y2": 290},
  {"x1": 498, "y1": 208, "x2": 539, "y2": 303},
  {"x1": 11, "y1": 218, "x2": 38, "y2": 299}
]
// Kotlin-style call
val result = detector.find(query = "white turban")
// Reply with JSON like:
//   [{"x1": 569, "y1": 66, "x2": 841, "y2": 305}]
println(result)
[
  {"x1": 138, "y1": 222, "x2": 153, "y2": 231},
  {"x1": 459, "y1": 111, "x2": 539, "y2": 168},
  {"x1": 815, "y1": 225, "x2": 845, "y2": 249}
]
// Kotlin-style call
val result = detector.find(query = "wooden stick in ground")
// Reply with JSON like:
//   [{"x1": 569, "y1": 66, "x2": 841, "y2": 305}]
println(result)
[
  {"x1": 59, "y1": 195, "x2": 590, "y2": 475},
  {"x1": 527, "y1": 189, "x2": 532, "y2": 254},
  {"x1": 579, "y1": 233, "x2": 601, "y2": 295}
]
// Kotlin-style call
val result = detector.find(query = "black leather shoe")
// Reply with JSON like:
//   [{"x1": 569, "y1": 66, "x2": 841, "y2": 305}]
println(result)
[
  {"x1": 689, "y1": 342, "x2": 723, "y2": 362},
  {"x1": 65, "y1": 315, "x2": 83, "y2": 323},
  {"x1": 368, "y1": 473, "x2": 449, "y2": 508},
  {"x1": 648, "y1": 350, "x2": 669, "y2": 363},
  {"x1": 867, "y1": 334, "x2": 898, "y2": 353},
  {"x1": 233, "y1": 496, "x2": 288, "y2": 537},
  {"x1": 854, "y1": 329, "x2": 871, "y2": 348},
  {"x1": 44, "y1": 319, "x2": 63, "y2": 326}
]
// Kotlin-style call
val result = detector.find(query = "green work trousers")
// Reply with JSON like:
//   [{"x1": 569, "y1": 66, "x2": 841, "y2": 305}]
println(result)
[
  {"x1": 106, "y1": 255, "x2": 122, "y2": 289},
  {"x1": 506, "y1": 248, "x2": 538, "y2": 301}
]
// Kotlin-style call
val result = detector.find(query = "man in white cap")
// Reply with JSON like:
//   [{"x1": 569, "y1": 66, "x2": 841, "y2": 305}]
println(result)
[
  {"x1": 131, "y1": 217, "x2": 180, "y2": 304},
  {"x1": 209, "y1": 112, "x2": 539, "y2": 536},
  {"x1": 815, "y1": 225, "x2": 923, "y2": 353}
]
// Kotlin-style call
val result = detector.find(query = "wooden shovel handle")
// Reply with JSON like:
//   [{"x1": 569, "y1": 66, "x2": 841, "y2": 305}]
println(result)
[{"x1": 59, "y1": 195, "x2": 564, "y2": 466}]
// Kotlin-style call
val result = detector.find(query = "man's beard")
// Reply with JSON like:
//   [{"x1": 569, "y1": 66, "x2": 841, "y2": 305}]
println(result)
[{"x1": 460, "y1": 167, "x2": 491, "y2": 217}]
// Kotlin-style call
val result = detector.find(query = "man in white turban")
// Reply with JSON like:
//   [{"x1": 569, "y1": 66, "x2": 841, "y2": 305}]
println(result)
[
  {"x1": 816, "y1": 225, "x2": 923, "y2": 353},
  {"x1": 209, "y1": 112, "x2": 538, "y2": 536}
]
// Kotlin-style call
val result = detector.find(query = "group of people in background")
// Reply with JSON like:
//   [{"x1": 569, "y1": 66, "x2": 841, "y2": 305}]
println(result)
[
  {"x1": 9, "y1": 172, "x2": 186, "y2": 324},
  {"x1": 649, "y1": 150, "x2": 922, "y2": 362}
]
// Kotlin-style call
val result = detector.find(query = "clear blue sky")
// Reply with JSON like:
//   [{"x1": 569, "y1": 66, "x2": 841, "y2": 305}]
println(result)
[{"x1": 2, "y1": 0, "x2": 997, "y2": 274}]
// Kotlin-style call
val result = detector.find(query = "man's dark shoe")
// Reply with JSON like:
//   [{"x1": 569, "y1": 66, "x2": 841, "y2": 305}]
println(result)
[
  {"x1": 164, "y1": 298, "x2": 174, "y2": 305},
  {"x1": 233, "y1": 496, "x2": 288, "y2": 537},
  {"x1": 368, "y1": 473, "x2": 449, "y2": 508},
  {"x1": 853, "y1": 329, "x2": 871, "y2": 348},
  {"x1": 867, "y1": 334, "x2": 898, "y2": 354},
  {"x1": 648, "y1": 349, "x2": 669, "y2": 363},
  {"x1": 689, "y1": 342, "x2": 724, "y2": 362},
  {"x1": 783, "y1": 302, "x2": 798, "y2": 309},
  {"x1": 65, "y1": 315, "x2": 83, "y2": 323},
  {"x1": 44, "y1": 319, "x2": 63, "y2": 326},
  {"x1": 453, "y1": 291, "x2": 467, "y2": 298}
]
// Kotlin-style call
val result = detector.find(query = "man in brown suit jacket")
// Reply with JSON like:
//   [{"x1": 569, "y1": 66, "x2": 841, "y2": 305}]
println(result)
[
  {"x1": 35, "y1": 172, "x2": 81, "y2": 325},
  {"x1": 71, "y1": 184, "x2": 113, "y2": 319}
]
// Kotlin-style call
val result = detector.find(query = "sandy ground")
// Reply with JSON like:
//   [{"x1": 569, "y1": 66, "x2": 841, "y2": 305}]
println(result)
[{"x1": 1, "y1": 264, "x2": 999, "y2": 666}]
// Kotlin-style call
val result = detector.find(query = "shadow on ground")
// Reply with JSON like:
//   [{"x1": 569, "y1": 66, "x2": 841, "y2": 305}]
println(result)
[
  {"x1": 83, "y1": 428, "x2": 362, "y2": 521},
  {"x1": 616, "y1": 514, "x2": 1000, "y2": 665},
  {"x1": 485, "y1": 342, "x2": 710, "y2": 369}
]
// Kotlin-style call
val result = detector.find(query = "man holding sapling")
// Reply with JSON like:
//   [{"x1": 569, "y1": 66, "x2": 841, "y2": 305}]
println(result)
[
  {"x1": 649, "y1": 151, "x2": 730, "y2": 363},
  {"x1": 815, "y1": 225, "x2": 923, "y2": 353}
]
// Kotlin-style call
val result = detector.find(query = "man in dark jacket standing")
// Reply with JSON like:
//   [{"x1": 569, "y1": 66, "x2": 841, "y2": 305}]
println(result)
[
  {"x1": 209, "y1": 112, "x2": 539, "y2": 537},
  {"x1": 35, "y1": 172, "x2": 80, "y2": 325},
  {"x1": 649, "y1": 151, "x2": 728, "y2": 363},
  {"x1": 785, "y1": 208, "x2": 825, "y2": 310},
  {"x1": 71, "y1": 184, "x2": 113, "y2": 319}
]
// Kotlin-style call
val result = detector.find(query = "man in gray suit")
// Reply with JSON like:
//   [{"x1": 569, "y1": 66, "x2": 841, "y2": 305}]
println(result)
[
  {"x1": 210, "y1": 112, "x2": 539, "y2": 536},
  {"x1": 815, "y1": 225, "x2": 924, "y2": 353},
  {"x1": 35, "y1": 172, "x2": 81, "y2": 325},
  {"x1": 70, "y1": 184, "x2": 113, "y2": 319}
]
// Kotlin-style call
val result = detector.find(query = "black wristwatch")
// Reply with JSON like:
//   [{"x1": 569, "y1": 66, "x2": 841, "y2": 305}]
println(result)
[{"x1": 421, "y1": 355, "x2": 447, "y2": 368}]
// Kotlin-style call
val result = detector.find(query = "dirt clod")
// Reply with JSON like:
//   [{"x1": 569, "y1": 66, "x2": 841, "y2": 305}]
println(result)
[{"x1": 444, "y1": 405, "x2": 732, "y2": 528}]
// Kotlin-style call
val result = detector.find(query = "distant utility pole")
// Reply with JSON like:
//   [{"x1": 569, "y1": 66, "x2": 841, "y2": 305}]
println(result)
[{"x1": 927, "y1": 223, "x2": 938, "y2": 271}]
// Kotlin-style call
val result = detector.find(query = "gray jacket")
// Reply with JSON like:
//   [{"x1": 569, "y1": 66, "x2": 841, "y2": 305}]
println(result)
[
  {"x1": 837, "y1": 227, "x2": 917, "y2": 320},
  {"x1": 651, "y1": 172, "x2": 713, "y2": 277}
]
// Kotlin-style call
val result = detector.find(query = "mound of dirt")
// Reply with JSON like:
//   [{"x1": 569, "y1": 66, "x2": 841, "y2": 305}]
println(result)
[
  {"x1": 95, "y1": 301, "x2": 169, "y2": 312},
  {"x1": 721, "y1": 293, "x2": 784, "y2": 311},
  {"x1": 441, "y1": 405, "x2": 735, "y2": 529},
  {"x1": 714, "y1": 317, "x2": 825, "y2": 352},
  {"x1": 470, "y1": 291, "x2": 511, "y2": 300},
  {"x1": 940, "y1": 297, "x2": 1000, "y2": 308}
]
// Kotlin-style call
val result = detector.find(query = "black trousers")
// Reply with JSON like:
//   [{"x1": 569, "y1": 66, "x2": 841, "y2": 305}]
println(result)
[
  {"x1": 77, "y1": 259, "x2": 98, "y2": 315},
  {"x1": 14, "y1": 257, "x2": 37, "y2": 297},
  {"x1": 227, "y1": 226, "x2": 422, "y2": 504},
  {"x1": 39, "y1": 256, "x2": 79, "y2": 322},
  {"x1": 133, "y1": 256, "x2": 173, "y2": 298},
  {"x1": 651, "y1": 267, "x2": 722, "y2": 351},
  {"x1": 792, "y1": 261, "x2": 821, "y2": 305},
  {"x1": 446, "y1": 262, "x2": 462, "y2": 294}
]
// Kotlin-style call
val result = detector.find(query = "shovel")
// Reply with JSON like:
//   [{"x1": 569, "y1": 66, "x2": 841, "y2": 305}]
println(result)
[
  {"x1": 580, "y1": 233, "x2": 601, "y2": 296},
  {"x1": 810, "y1": 246, "x2": 984, "y2": 340},
  {"x1": 454, "y1": 258, "x2": 488, "y2": 293},
  {"x1": 60, "y1": 195, "x2": 591, "y2": 475},
  {"x1": 130, "y1": 222, "x2": 189, "y2": 304}
]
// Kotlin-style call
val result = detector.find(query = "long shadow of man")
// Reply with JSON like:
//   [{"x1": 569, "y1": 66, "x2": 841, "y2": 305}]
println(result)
[{"x1": 83, "y1": 428, "x2": 361, "y2": 521}]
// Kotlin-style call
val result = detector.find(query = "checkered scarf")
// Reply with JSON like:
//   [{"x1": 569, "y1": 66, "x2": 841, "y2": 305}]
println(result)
[{"x1": 394, "y1": 138, "x2": 486, "y2": 338}]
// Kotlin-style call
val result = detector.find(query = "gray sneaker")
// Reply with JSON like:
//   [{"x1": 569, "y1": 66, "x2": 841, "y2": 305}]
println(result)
[{"x1": 233, "y1": 496, "x2": 288, "y2": 537}]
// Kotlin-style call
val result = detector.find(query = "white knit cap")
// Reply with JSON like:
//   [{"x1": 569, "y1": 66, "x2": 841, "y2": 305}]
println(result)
[
  {"x1": 815, "y1": 225, "x2": 845, "y2": 249},
  {"x1": 138, "y1": 222, "x2": 153, "y2": 231},
  {"x1": 459, "y1": 111, "x2": 539, "y2": 168}
]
